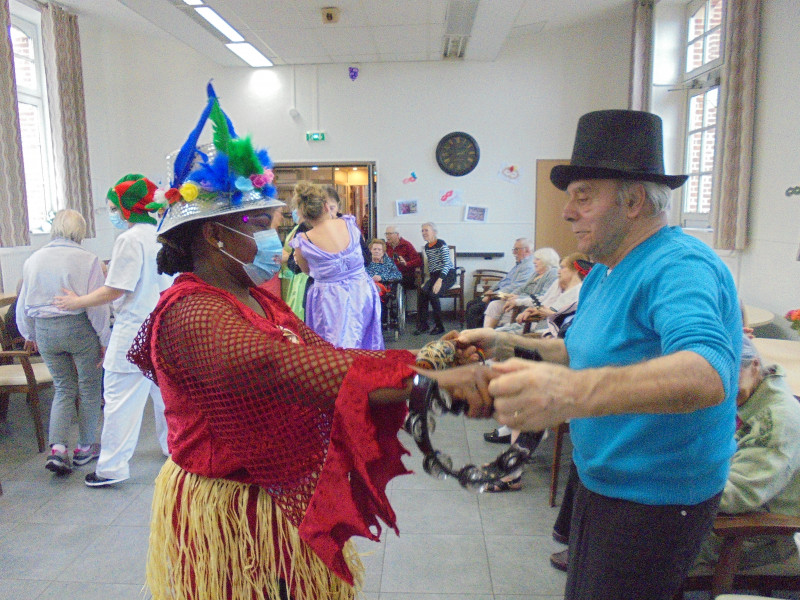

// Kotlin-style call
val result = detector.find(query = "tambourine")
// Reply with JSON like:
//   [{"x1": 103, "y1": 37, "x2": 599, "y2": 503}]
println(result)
[{"x1": 404, "y1": 372, "x2": 532, "y2": 493}]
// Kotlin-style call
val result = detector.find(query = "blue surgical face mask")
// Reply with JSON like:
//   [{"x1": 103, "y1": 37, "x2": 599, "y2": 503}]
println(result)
[
  {"x1": 215, "y1": 222, "x2": 283, "y2": 286},
  {"x1": 291, "y1": 209, "x2": 300, "y2": 224},
  {"x1": 109, "y1": 209, "x2": 127, "y2": 230}
]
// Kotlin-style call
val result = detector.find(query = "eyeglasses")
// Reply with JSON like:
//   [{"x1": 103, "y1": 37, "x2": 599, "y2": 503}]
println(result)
[{"x1": 512, "y1": 246, "x2": 525, "y2": 252}]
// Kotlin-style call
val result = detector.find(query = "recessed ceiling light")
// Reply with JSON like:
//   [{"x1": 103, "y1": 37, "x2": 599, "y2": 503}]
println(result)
[
  {"x1": 182, "y1": 0, "x2": 203, "y2": 6},
  {"x1": 226, "y1": 43, "x2": 273, "y2": 68},
  {"x1": 195, "y1": 7, "x2": 244, "y2": 42}
]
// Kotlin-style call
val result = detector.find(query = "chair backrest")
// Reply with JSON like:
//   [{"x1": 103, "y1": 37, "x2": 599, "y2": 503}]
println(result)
[
  {"x1": 472, "y1": 269, "x2": 508, "y2": 297},
  {"x1": 0, "y1": 297, "x2": 16, "y2": 352},
  {"x1": 420, "y1": 245, "x2": 460, "y2": 290}
]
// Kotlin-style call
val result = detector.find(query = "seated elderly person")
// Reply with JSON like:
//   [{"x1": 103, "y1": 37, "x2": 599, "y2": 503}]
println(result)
[
  {"x1": 692, "y1": 335, "x2": 800, "y2": 571},
  {"x1": 365, "y1": 238, "x2": 402, "y2": 292},
  {"x1": 365, "y1": 238, "x2": 402, "y2": 325},
  {"x1": 497, "y1": 252, "x2": 590, "y2": 336},
  {"x1": 384, "y1": 225, "x2": 422, "y2": 290},
  {"x1": 464, "y1": 238, "x2": 536, "y2": 329},
  {"x1": 482, "y1": 247, "x2": 559, "y2": 329}
]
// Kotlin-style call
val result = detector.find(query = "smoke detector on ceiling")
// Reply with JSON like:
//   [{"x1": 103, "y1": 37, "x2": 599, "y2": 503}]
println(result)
[{"x1": 321, "y1": 7, "x2": 340, "y2": 24}]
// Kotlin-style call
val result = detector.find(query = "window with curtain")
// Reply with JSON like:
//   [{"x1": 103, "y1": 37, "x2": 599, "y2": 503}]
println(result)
[
  {"x1": 10, "y1": 11, "x2": 56, "y2": 234},
  {"x1": 680, "y1": 0, "x2": 723, "y2": 229}
]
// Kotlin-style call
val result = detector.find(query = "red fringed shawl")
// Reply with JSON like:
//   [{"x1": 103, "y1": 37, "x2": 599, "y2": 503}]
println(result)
[{"x1": 128, "y1": 273, "x2": 415, "y2": 584}]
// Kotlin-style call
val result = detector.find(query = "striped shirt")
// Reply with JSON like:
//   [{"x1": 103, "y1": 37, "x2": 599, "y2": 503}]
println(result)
[{"x1": 424, "y1": 239, "x2": 452, "y2": 276}]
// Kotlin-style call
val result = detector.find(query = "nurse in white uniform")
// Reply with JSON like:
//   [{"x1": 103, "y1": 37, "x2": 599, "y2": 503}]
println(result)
[{"x1": 55, "y1": 173, "x2": 174, "y2": 487}]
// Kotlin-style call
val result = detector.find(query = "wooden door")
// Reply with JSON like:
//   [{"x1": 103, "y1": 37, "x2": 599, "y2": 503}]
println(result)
[{"x1": 535, "y1": 159, "x2": 577, "y2": 258}]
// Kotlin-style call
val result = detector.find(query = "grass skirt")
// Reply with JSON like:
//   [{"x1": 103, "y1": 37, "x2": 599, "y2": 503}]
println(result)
[{"x1": 146, "y1": 459, "x2": 364, "y2": 600}]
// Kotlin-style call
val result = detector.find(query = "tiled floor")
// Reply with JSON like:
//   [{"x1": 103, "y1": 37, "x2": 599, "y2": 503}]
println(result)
[{"x1": 0, "y1": 318, "x2": 750, "y2": 600}]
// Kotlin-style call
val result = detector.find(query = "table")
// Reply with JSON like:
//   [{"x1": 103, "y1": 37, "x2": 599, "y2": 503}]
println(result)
[
  {"x1": 744, "y1": 305, "x2": 775, "y2": 328},
  {"x1": 752, "y1": 337, "x2": 800, "y2": 397}
]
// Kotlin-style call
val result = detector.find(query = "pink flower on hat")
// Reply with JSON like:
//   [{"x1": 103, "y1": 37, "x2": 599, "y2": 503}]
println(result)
[{"x1": 250, "y1": 173, "x2": 270, "y2": 188}]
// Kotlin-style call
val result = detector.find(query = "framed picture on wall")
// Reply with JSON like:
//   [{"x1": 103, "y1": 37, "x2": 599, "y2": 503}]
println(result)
[
  {"x1": 396, "y1": 199, "x2": 418, "y2": 216},
  {"x1": 464, "y1": 205, "x2": 488, "y2": 223}
]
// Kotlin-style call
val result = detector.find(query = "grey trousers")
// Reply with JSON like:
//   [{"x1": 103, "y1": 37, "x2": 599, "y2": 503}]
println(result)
[
  {"x1": 34, "y1": 313, "x2": 102, "y2": 448},
  {"x1": 565, "y1": 478, "x2": 720, "y2": 600}
]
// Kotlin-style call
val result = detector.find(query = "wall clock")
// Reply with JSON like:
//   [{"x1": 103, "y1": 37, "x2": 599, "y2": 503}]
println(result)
[{"x1": 436, "y1": 131, "x2": 480, "y2": 177}]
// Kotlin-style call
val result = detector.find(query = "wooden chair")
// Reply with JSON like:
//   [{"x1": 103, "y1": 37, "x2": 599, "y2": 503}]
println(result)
[
  {"x1": 677, "y1": 512, "x2": 800, "y2": 598},
  {"x1": 549, "y1": 421, "x2": 569, "y2": 507},
  {"x1": 0, "y1": 297, "x2": 53, "y2": 452},
  {"x1": 471, "y1": 269, "x2": 507, "y2": 300},
  {"x1": 415, "y1": 246, "x2": 466, "y2": 326}
]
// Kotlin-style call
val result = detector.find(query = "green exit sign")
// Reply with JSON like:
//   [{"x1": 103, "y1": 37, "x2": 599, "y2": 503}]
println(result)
[{"x1": 306, "y1": 131, "x2": 326, "y2": 141}]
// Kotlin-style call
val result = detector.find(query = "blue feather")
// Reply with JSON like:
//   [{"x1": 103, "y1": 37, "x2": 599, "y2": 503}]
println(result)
[
  {"x1": 172, "y1": 96, "x2": 215, "y2": 188},
  {"x1": 188, "y1": 153, "x2": 230, "y2": 192},
  {"x1": 256, "y1": 148, "x2": 273, "y2": 169}
]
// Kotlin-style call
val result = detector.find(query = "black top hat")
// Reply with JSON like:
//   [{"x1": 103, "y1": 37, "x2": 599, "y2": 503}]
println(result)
[{"x1": 550, "y1": 110, "x2": 688, "y2": 191}]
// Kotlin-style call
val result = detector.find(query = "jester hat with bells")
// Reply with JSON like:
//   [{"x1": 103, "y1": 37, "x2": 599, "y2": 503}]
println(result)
[{"x1": 107, "y1": 174, "x2": 162, "y2": 225}]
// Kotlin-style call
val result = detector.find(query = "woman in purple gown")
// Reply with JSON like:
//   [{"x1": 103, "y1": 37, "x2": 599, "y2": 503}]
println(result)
[{"x1": 290, "y1": 181, "x2": 384, "y2": 350}]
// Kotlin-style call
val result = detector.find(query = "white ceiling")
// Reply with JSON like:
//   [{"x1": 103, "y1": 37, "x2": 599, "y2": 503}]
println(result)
[{"x1": 53, "y1": 0, "x2": 634, "y2": 68}]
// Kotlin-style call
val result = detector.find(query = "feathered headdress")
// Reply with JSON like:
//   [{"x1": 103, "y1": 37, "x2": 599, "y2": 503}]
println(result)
[{"x1": 156, "y1": 83, "x2": 284, "y2": 235}]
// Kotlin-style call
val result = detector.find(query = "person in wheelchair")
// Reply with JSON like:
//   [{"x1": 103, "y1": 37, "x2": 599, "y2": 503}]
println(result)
[{"x1": 365, "y1": 239, "x2": 402, "y2": 326}]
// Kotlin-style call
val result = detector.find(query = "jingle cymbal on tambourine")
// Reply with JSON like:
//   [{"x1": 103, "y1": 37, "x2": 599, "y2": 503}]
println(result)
[{"x1": 406, "y1": 373, "x2": 531, "y2": 493}]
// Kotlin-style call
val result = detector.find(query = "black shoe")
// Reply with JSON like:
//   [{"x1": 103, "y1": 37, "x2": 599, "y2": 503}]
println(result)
[
  {"x1": 483, "y1": 428, "x2": 512, "y2": 444},
  {"x1": 552, "y1": 529, "x2": 569, "y2": 545},
  {"x1": 550, "y1": 549, "x2": 568, "y2": 572},
  {"x1": 428, "y1": 324, "x2": 445, "y2": 335},
  {"x1": 85, "y1": 472, "x2": 128, "y2": 487},
  {"x1": 412, "y1": 325, "x2": 429, "y2": 335}
]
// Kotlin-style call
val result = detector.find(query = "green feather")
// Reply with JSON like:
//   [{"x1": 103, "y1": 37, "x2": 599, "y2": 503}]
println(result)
[
  {"x1": 227, "y1": 136, "x2": 263, "y2": 177},
  {"x1": 209, "y1": 99, "x2": 232, "y2": 155}
]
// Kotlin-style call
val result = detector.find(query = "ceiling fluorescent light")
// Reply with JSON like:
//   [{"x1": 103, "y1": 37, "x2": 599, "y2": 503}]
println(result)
[
  {"x1": 226, "y1": 43, "x2": 273, "y2": 67},
  {"x1": 182, "y1": 0, "x2": 203, "y2": 6},
  {"x1": 195, "y1": 7, "x2": 244, "y2": 42}
]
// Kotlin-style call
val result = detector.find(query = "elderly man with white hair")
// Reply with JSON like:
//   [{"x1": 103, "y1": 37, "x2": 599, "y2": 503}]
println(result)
[
  {"x1": 384, "y1": 224, "x2": 422, "y2": 289},
  {"x1": 456, "y1": 110, "x2": 742, "y2": 599},
  {"x1": 464, "y1": 238, "x2": 536, "y2": 328}
]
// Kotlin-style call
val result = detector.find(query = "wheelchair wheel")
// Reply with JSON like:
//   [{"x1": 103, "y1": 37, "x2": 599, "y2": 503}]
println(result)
[{"x1": 396, "y1": 286, "x2": 406, "y2": 332}]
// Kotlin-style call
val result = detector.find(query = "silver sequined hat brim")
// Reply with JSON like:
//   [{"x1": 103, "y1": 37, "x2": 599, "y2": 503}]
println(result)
[{"x1": 157, "y1": 190, "x2": 286, "y2": 235}]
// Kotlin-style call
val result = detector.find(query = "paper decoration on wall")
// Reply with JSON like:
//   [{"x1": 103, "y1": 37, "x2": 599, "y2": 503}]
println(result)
[
  {"x1": 464, "y1": 205, "x2": 488, "y2": 222},
  {"x1": 498, "y1": 163, "x2": 521, "y2": 184},
  {"x1": 396, "y1": 199, "x2": 418, "y2": 216},
  {"x1": 439, "y1": 188, "x2": 463, "y2": 206},
  {"x1": 403, "y1": 171, "x2": 418, "y2": 184},
  {"x1": 349, "y1": 66, "x2": 359, "y2": 81}
]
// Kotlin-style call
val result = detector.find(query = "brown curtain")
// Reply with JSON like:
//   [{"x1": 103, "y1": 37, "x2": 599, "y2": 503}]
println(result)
[
  {"x1": 711, "y1": 0, "x2": 761, "y2": 250},
  {"x1": 40, "y1": 3, "x2": 95, "y2": 237},
  {"x1": 0, "y1": 0, "x2": 31, "y2": 247},
  {"x1": 628, "y1": 0, "x2": 655, "y2": 111}
]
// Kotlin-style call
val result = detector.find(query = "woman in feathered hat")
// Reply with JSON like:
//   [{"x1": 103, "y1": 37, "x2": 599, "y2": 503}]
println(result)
[{"x1": 126, "y1": 85, "x2": 493, "y2": 600}]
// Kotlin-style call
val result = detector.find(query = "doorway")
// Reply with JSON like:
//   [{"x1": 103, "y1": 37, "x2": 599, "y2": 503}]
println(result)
[{"x1": 272, "y1": 162, "x2": 376, "y2": 243}]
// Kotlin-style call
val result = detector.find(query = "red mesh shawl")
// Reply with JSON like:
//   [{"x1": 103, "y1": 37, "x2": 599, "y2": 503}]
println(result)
[{"x1": 128, "y1": 273, "x2": 415, "y2": 584}]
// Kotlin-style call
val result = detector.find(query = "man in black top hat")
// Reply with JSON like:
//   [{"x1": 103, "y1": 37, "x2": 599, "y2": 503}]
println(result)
[{"x1": 455, "y1": 110, "x2": 742, "y2": 599}]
